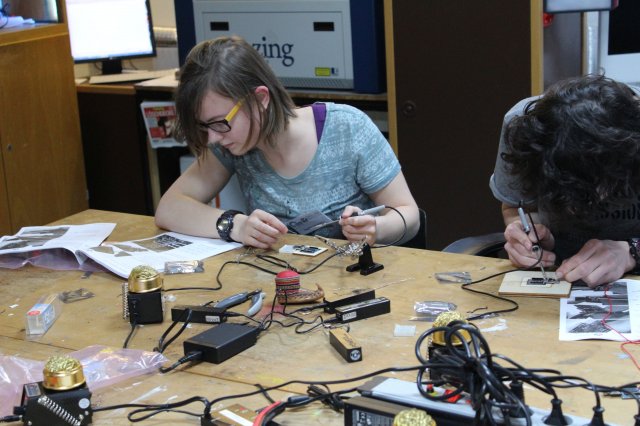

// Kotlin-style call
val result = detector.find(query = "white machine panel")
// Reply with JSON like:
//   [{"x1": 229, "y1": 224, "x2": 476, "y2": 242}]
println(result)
[{"x1": 193, "y1": 0, "x2": 354, "y2": 89}]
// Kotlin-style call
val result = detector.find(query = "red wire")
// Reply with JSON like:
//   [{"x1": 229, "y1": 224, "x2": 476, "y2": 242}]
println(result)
[
  {"x1": 599, "y1": 283, "x2": 640, "y2": 371},
  {"x1": 252, "y1": 401, "x2": 284, "y2": 426}
]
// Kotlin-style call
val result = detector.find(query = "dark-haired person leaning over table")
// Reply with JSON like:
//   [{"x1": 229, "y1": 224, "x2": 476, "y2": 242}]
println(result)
[{"x1": 491, "y1": 74, "x2": 640, "y2": 288}]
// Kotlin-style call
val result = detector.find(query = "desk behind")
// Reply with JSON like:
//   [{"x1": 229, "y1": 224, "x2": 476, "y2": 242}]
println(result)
[{"x1": 0, "y1": 210, "x2": 636, "y2": 425}]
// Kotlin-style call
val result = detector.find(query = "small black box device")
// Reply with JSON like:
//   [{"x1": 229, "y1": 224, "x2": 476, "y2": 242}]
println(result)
[
  {"x1": 15, "y1": 381, "x2": 92, "y2": 426},
  {"x1": 323, "y1": 289, "x2": 376, "y2": 313},
  {"x1": 183, "y1": 323, "x2": 259, "y2": 364},
  {"x1": 329, "y1": 328, "x2": 362, "y2": 362},
  {"x1": 171, "y1": 305, "x2": 227, "y2": 324},
  {"x1": 127, "y1": 291, "x2": 163, "y2": 324},
  {"x1": 334, "y1": 297, "x2": 390, "y2": 323}
]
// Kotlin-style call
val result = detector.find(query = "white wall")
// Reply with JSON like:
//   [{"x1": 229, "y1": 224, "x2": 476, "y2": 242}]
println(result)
[{"x1": 149, "y1": 0, "x2": 176, "y2": 27}]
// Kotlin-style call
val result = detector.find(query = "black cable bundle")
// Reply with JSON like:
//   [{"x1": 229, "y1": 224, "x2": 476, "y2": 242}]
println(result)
[{"x1": 414, "y1": 320, "x2": 640, "y2": 426}]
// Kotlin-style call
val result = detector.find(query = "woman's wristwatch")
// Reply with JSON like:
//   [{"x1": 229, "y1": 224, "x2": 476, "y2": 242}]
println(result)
[
  {"x1": 627, "y1": 238, "x2": 640, "y2": 274},
  {"x1": 216, "y1": 210, "x2": 243, "y2": 242}
]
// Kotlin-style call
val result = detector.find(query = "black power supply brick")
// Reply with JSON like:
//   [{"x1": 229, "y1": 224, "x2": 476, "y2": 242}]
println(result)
[{"x1": 183, "y1": 323, "x2": 259, "y2": 364}]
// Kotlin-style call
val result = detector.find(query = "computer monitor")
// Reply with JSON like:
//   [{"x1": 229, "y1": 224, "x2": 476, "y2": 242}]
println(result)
[
  {"x1": 65, "y1": 0, "x2": 156, "y2": 74},
  {"x1": 598, "y1": 1, "x2": 640, "y2": 84}
]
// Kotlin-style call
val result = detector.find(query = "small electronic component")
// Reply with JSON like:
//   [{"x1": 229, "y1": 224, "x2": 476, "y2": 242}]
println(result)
[
  {"x1": 324, "y1": 289, "x2": 376, "y2": 313},
  {"x1": 292, "y1": 244, "x2": 327, "y2": 256},
  {"x1": 330, "y1": 328, "x2": 362, "y2": 362},
  {"x1": 279, "y1": 244, "x2": 328, "y2": 256},
  {"x1": 164, "y1": 260, "x2": 204, "y2": 274},
  {"x1": 435, "y1": 272, "x2": 471, "y2": 284},
  {"x1": 59, "y1": 288, "x2": 94, "y2": 304},
  {"x1": 26, "y1": 294, "x2": 63, "y2": 336},
  {"x1": 334, "y1": 297, "x2": 390, "y2": 323},
  {"x1": 171, "y1": 305, "x2": 227, "y2": 324},
  {"x1": 526, "y1": 277, "x2": 558, "y2": 286},
  {"x1": 413, "y1": 301, "x2": 457, "y2": 321}
]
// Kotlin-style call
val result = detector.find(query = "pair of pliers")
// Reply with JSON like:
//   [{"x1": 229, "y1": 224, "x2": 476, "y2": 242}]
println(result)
[{"x1": 214, "y1": 289, "x2": 266, "y2": 316}]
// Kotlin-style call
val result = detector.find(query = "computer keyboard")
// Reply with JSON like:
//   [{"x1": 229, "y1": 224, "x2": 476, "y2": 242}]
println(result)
[{"x1": 89, "y1": 69, "x2": 178, "y2": 84}]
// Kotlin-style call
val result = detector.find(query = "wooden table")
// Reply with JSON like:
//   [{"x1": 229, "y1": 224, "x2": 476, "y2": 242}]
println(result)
[{"x1": 0, "y1": 210, "x2": 637, "y2": 424}]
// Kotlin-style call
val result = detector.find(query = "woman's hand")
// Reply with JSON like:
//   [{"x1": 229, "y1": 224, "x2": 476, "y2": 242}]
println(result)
[
  {"x1": 339, "y1": 206, "x2": 378, "y2": 245},
  {"x1": 231, "y1": 209, "x2": 288, "y2": 249}
]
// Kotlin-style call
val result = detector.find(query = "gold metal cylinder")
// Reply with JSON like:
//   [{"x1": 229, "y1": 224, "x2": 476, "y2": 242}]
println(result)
[
  {"x1": 431, "y1": 311, "x2": 470, "y2": 346},
  {"x1": 393, "y1": 408, "x2": 436, "y2": 426},
  {"x1": 42, "y1": 355, "x2": 86, "y2": 391},
  {"x1": 128, "y1": 265, "x2": 163, "y2": 293}
]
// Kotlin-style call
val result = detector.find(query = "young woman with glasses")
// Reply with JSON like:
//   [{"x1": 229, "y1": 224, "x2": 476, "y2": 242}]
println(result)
[{"x1": 154, "y1": 36, "x2": 419, "y2": 249}]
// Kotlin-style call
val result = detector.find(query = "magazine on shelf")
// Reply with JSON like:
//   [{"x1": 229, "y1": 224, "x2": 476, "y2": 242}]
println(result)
[
  {"x1": 559, "y1": 279, "x2": 640, "y2": 341},
  {"x1": 0, "y1": 224, "x2": 240, "y2": 279},
  {"x1": 140, "y1": 101, "x2": 185, "y2": 148}
]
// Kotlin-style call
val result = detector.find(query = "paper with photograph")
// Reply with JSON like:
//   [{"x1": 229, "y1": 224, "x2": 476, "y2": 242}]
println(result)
[
  {"x1": 0, "y1": 225, "x2": 240, "y2": 279},
  {"x1": 559, "y1": 280, "x2": 640, "y2": 341}
]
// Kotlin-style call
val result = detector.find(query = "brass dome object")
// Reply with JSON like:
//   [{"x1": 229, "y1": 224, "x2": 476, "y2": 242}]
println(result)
[
  {"x1": 393, "y1": 408, "x2": 436, "y2": 426},
  {"x1": 431, "y1": 311, "x2": 471, "y2": 346},
  {"x1": 128, "y1": 265, "x2": 163, "y2": 293},
  {"x1": 42, "y1": 355, "x2": 86, "y2": 391}
]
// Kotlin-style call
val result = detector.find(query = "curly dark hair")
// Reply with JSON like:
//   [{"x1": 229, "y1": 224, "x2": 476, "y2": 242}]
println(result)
[{"x1": 501, "y1": 74, "x2": 640, "y2": 222}]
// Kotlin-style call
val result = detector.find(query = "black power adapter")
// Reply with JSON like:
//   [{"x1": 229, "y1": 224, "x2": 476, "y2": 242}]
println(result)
[{"x1": 183, "y1": 323, "x2": 259, "y2": 364}]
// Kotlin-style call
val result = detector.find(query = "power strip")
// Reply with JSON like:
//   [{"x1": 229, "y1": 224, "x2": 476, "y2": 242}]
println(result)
[{"x1": 355, "y1": 377, "x2": 618, "y2": 426}]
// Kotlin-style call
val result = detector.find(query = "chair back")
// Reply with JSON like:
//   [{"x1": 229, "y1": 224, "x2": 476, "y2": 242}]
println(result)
[{"x1": 400, "y1": 208, "x2": 427, "y2": 249}]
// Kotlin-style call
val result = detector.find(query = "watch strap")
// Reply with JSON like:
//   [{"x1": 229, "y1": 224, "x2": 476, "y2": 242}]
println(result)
[
  {"x1": 627, "y1": 238, "x2": 640, "y2": 274},
  {"x1": 216, "y1": 210, "x2": 243, "y2": 242}
]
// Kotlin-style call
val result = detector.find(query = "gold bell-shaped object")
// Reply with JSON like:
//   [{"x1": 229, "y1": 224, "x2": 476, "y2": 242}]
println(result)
[{"x1": 42, "y1": 355, "x2": 86, "y2": 391}]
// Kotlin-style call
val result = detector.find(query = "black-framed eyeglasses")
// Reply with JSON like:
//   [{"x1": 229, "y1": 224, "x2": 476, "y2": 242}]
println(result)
[{"x1": 197, "y1": 100, "x2": 243, "y2": 133}]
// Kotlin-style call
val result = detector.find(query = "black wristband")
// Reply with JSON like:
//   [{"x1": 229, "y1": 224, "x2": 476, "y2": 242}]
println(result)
[
  {"x1": 627, "y1": 238, "x2": 640, "y2": 274},
  {"x1": 216, "y1": 210, "x2": 243, "y2": 242}
]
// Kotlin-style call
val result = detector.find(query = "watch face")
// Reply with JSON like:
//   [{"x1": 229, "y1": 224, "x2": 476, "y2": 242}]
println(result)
[{"x1": 217, "y1": 218, "x2": 231, "y2": 232}]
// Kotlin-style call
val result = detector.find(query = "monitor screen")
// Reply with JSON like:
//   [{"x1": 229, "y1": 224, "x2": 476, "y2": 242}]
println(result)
[
  {"x1": 598, "y1": 1, "x2": 640, "y2": 84},
  {"x1": 65, "y1": 0, "x2": 156, "y2": 74}
]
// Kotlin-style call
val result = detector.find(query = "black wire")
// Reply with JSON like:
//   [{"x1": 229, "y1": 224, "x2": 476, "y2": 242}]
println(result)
[
  {"x1": 95, "y1": 318, "x2": 640, "y2": 423},
  {"x1": 215, "y1": 251, "x2": 340, "y2": 292},
  {"x1": 154, "y1": 308, "x2": 193, "y2": 353},
  {"x1": 203, "y1": 364, "x2": 425, "y2": 414},
  {"x1": 123, "y1": 321, "x2": 138, "y2": 349},
  {"x1": 372, "y1": 205, "x2": 407, "y2": 248},
  {"x1": 163, "y1": 286, "x2": 222, "y2": 292},
  {"x1": 458, "y1": 269, "x2": 520, "y2": 320},
  {"x1": 306, "y1": 384, "x2": 352, "y2": 411},
  {"x1": 159, "y1": 351, "x2": 202, "y2": 374},
  {"x1": 253, "y1": 383, "x2": 276, "y2": 404}
]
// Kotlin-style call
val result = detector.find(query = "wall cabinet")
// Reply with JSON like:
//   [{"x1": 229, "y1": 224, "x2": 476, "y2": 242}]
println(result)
[
  {"x1": 385, "y1": 0, "x2": 543, "y2": 249},
  {"x1": 77, "y1": 85, "x2": 154, "y2": 215},
  {"x1": 0, "y1": 23, "x2": 87, "y2": 235}
]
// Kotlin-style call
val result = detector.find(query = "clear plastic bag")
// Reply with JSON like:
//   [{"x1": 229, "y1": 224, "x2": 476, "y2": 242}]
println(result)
[{"x1": 0, "y1": 345, "x2": 167, "y2": 416}]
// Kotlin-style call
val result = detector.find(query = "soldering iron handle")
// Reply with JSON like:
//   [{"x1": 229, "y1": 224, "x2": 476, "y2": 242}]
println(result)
[
  {"x1": 517, "y1": 207, "x2": 531, "y2": 234},
  {"x1": 214, "y1": 292, "x2": 249, "y2": 310}
]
